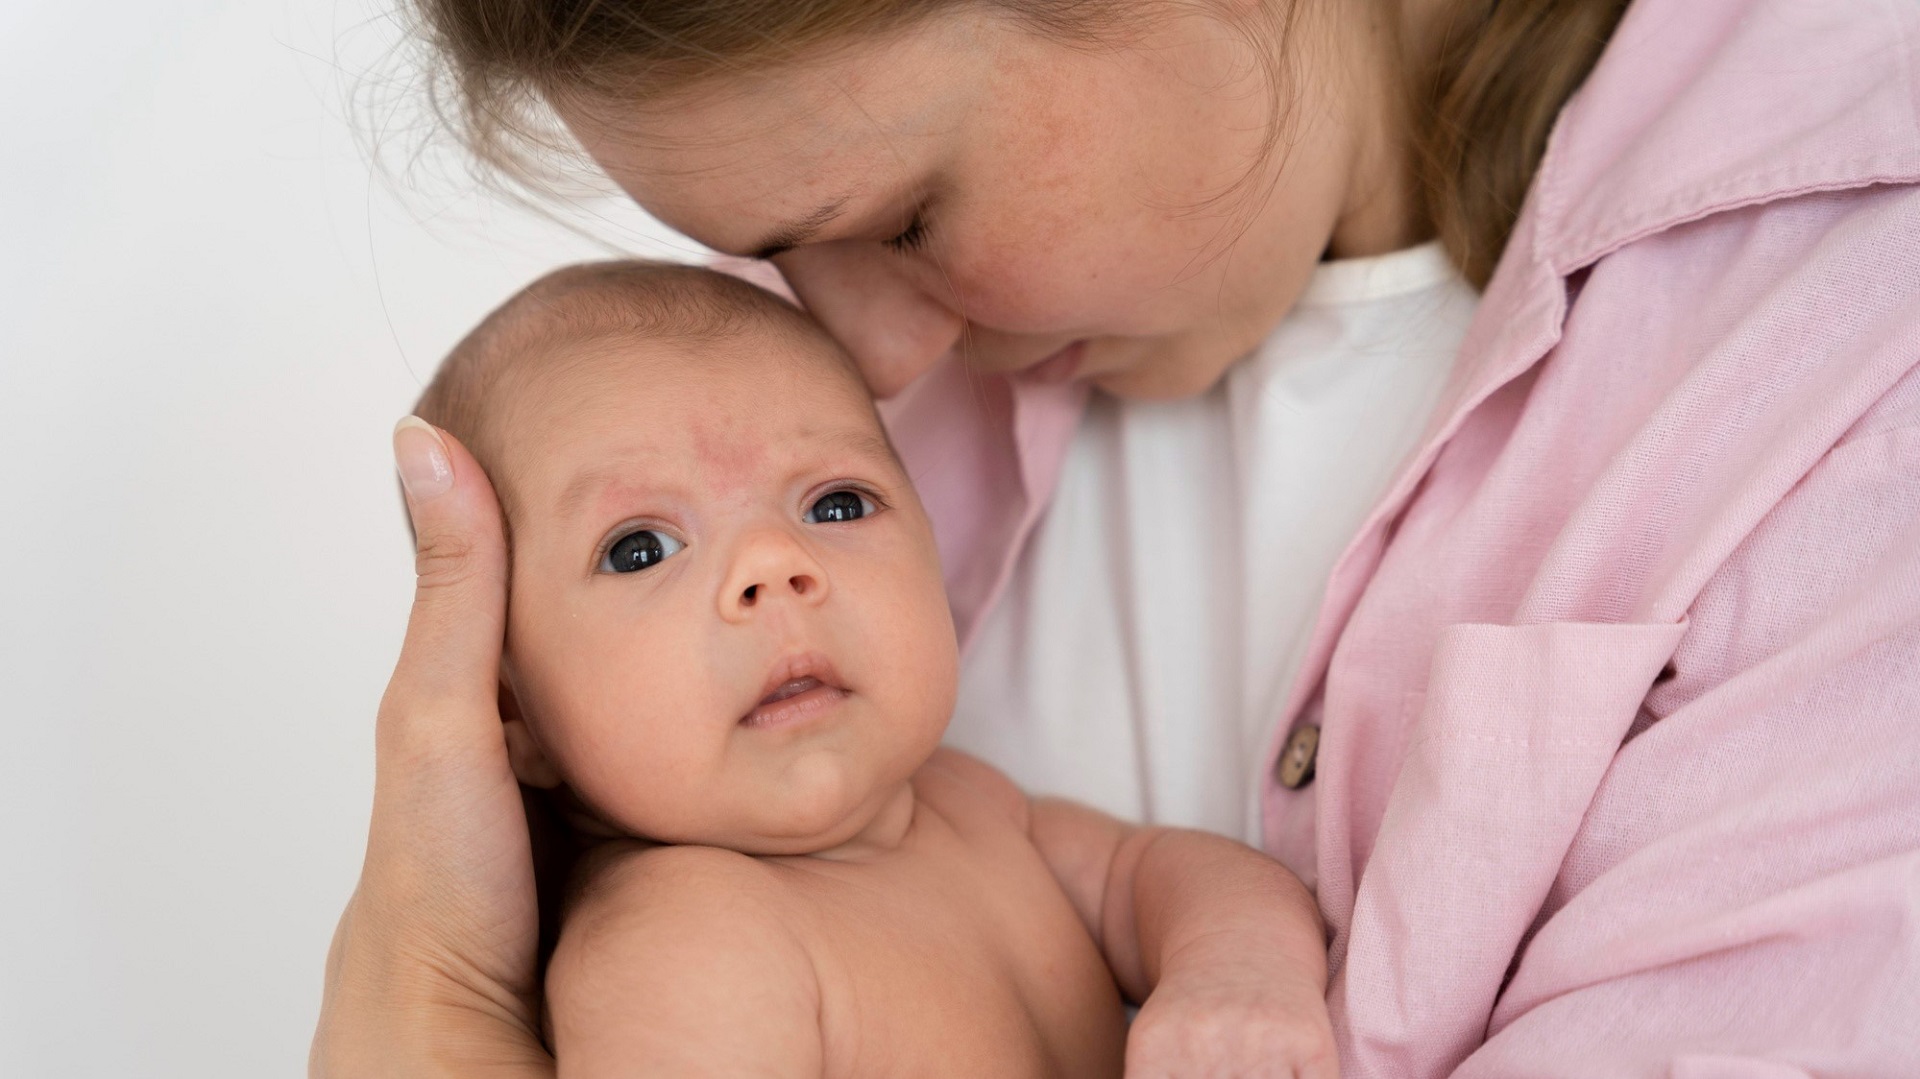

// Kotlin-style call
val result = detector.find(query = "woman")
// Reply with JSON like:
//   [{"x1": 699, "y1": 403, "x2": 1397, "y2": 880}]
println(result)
[{"x1": 315, "y1": 0, "x2": 1920, "y2": 1074}]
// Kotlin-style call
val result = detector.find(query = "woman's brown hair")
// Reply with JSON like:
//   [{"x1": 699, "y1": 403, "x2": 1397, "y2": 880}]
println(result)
[
  {"x1": 1412, "y1": 0, "x2": 1630, "y2": 286},
  {"x1": 408, "y1": 0, "x2": 1629, "y2": 288}
]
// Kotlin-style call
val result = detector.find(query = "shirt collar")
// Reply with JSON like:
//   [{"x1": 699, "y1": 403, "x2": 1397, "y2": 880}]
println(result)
[{"x1": 1531, "y1": 0, "x2": 1920, "y2": 274}]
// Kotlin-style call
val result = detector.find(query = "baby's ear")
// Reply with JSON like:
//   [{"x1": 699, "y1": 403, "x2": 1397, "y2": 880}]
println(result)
[{"x1": 499, "y1": 677, "x2": 563, "y2": 789}]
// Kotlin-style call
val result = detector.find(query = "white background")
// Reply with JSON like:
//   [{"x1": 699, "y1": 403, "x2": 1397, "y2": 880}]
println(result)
[{"x1": 1, "y1": 2, "x2": 693, "y2": 1073}]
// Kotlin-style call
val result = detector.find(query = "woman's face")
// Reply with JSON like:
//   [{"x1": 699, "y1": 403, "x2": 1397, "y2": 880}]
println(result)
[{"x1": 560, "y1": 6, "x2": 1408, "y2": 399}]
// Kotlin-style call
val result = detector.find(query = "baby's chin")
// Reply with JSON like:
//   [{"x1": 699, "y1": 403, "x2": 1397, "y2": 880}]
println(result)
[{"x1": 586, "y1": 757, "x2": 912, "y2": 857}]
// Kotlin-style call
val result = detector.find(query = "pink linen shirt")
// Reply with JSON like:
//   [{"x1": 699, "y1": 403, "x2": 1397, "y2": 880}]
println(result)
[{"x1": 880, "y1": 0, "x2": 1920, "y2": 1073}]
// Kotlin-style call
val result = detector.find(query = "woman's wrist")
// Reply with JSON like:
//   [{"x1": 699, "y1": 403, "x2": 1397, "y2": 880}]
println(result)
[
  {"x1": 312, "y1": 901, "x2": 553, "y2": 1078},
  {"x1": 314, "y1": 1008, "x2": 552, "y2": 1079},
  {"x1": 313, "y1": 978, "x2": 553, "y2": 1079}
]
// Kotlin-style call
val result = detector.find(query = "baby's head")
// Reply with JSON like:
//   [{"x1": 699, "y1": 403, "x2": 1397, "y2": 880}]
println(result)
[{"x1": 417, "y1": 262, "x2": 957, "y2": 855}]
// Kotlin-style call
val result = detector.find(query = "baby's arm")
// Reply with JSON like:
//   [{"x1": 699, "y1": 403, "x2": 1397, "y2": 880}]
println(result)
[
  {"x1": 1029, "y1": 798, "x2": 1336, "y2": 1078},
  {"x1": 545, "y1": 845, "x2": 822, "y2": 1078}
]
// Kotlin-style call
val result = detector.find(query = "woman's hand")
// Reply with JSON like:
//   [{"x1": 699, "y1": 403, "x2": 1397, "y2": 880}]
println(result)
[{"x1": 310, "y1": 418, "x2": 554, "y2": 1078}]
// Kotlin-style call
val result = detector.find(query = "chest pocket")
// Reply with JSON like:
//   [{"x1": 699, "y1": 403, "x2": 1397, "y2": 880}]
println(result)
[{"x1": 1332, "y1": 619, "x2": 1688, "y2": 1077}]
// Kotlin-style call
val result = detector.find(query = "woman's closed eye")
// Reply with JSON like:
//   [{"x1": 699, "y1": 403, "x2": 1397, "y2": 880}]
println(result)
[
  {"x1": 806, "y1": 489, "x2": 877, "y2": 523},
  {"x1": 599, "y1": 529, "x2": 685, "y2": 574},
  {"x1": 883, "y1": 214, "x2": 928, "y2": 254}
]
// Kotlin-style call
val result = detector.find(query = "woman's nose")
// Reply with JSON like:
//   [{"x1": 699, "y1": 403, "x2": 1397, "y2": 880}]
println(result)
[
  {"x1": 774, "y1": 245, "x2": 965, "y2": 399},
  {"x1": 718, "y1": 529, "x2": 831, "y2": 622}
]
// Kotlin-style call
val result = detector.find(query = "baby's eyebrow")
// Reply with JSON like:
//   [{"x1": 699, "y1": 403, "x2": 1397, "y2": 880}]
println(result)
[
  {"x1": 551, "y1": 427, "x2": 899, "y2": 520},
  {"x1": 555, "y1": 463, "x2": 648, "y2": 521},
  {"x1": 821, "y1": 427, "x2": 901, "y2": 470}
]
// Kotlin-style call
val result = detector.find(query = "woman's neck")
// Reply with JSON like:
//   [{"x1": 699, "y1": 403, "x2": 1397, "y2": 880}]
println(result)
[{"x1": 1324, "y1": 0, "x2": 1457, "y2": 259}]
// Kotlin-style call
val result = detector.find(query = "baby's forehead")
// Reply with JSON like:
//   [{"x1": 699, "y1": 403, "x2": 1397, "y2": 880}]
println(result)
[
  {"x1": 501, "y1": 312, "x2": 870, "y2": 429},
  {"x1": 489, "y1": 312, "x2": 892, "y2": 515},
  {"x1": 478, "y1": 265, "x2": 864, "y2": 427}
]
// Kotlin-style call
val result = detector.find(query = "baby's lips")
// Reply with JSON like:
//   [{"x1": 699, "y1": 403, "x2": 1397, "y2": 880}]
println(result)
[
  {"x1": 745, "y1": 650, "x2": 848, "y2": 715},
  {"x1": 759, "y1": 675, "x2": 825, "y2": 707}
]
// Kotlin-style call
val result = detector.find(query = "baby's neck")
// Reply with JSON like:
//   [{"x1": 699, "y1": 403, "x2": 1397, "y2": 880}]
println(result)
[
  {"x1": 802, "y1": 781, "x2": 918, "y2": 863},
  {"x1": 564, "y1": 778, "x2": 923, "y2": 862}
]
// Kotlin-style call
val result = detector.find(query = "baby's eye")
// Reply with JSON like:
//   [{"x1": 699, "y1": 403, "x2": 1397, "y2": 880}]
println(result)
[
  {"x1": 600, "y1": 529, "x2": 684, "y2": 574},
  {"x1": 805, "y1": 490, "x2": 875, "y2": 523}
]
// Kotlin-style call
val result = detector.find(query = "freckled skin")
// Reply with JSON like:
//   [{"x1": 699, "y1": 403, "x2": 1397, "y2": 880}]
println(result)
[{"x1": 560, "y1": 6, "x2": 1424, "y2": 401}]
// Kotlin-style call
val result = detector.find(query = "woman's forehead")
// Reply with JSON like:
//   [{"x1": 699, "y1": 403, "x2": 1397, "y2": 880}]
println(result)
[{"x1": 557, "y1": 15, "x2": 1001, "y2": 245}]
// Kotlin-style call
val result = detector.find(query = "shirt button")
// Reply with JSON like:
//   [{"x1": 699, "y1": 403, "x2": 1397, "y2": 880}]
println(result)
[{"x1": 1276, "y1": 724, "x2": 1319, "y2": 790}]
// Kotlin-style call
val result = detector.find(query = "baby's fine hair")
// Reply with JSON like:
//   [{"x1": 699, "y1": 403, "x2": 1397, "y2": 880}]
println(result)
[{"x1": 414, "y1": 259, "x2": 838, "y2": 509}]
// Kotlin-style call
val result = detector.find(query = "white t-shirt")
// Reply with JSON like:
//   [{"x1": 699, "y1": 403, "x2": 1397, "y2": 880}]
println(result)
[{"x1": 945, "y1": 242, "x2": 1477, "y2": 843}]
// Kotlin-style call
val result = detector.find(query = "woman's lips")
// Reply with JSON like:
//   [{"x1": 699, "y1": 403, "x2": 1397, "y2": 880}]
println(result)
[{"x1": 1023, "y1": 340, "x2": 1085, "y2": 385}]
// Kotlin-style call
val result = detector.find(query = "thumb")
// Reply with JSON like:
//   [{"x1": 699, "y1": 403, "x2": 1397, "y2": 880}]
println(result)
[{"x1": 381, "y1": 416, "x2": 509, "y2": 751}]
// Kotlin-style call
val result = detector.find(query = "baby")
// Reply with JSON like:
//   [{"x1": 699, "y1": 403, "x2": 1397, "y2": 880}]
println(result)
[{"x1": 413, "y1": 261, "x2": 1334, "y2": 1077}]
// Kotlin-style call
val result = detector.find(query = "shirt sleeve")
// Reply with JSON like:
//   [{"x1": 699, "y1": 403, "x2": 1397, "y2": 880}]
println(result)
[{"x1": 1456, "y1": 403, "x2": 1920, "y2": 1076}]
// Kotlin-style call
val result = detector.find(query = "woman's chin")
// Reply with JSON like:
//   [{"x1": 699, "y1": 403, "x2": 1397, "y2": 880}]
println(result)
[{"x1": 1021, "y1": 340, "x2": 1086, "y2": 384}]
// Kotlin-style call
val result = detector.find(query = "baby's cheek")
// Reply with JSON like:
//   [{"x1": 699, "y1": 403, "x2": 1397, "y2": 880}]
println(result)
[
  {"x1": 544, "y1": 637, "x2": 727, "y2": 839},
  {"x1": 871, "y1": 580, "x2": 961, "y2": 745},
  {"x1": 570, "y1": 722, "x2": 721, "y2": 843}
]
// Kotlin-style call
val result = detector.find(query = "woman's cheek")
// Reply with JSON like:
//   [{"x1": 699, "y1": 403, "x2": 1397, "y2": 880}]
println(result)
[
  {"x1": 946, "y1": 255, "x2": 1095, "y2": 331},
  {"x1": 937, "y1": 204, "x2": 1099, "y2": 324},
  {"x1": 949, "y1": 220, "x2": 1181, "y2": 334}
]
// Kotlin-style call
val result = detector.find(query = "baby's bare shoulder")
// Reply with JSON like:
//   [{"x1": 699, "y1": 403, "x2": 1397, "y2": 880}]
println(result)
[
  {"x1": 556, "y1": 843, "x2": 813, "y2": 995},
  {"x1": 913, "y1": 747, "x2": 1032, "y2": 832},
  {"x1": 568, "y1": 842, "x2": 798, "y2": 941},
  {"x1": 549, "y1": 844, "x2": 822, "y2": 1070}
]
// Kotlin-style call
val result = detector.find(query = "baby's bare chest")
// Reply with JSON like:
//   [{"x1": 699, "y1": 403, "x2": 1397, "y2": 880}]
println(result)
[{"x1": 793, "y1": 815, "x2": 1126, "y2": 1078}]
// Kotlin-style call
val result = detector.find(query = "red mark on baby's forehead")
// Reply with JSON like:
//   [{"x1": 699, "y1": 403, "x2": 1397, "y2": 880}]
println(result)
[{"x1": 685, "y1": 414, "x2": 771, "y2": 492}]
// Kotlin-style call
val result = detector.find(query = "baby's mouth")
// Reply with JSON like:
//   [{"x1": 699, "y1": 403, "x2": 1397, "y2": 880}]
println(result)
[
  {"x1": 742, "y1": 655, "x2": 850, "y2": 730},
  {"x1": 760, "y1": 677, "x2": 824, "y2": 705}
]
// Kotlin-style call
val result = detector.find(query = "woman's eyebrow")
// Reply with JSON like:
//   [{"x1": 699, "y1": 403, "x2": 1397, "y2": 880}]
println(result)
[{"x1": 750, "y1": 195, "x2": 853, "y2": 259}]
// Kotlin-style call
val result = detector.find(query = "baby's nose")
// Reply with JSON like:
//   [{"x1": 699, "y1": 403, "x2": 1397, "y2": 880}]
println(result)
[
  {"x1": 719, "y1": 530, "x2": 829, "y2": 621},
  {"x1": 736, "y1": 572, "x2": 819, "y2": 607}
]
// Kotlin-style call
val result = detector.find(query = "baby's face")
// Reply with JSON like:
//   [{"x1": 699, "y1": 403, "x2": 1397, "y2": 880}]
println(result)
[{"x1": 496, "y1": 323, "x2": 957, "y2": 855}]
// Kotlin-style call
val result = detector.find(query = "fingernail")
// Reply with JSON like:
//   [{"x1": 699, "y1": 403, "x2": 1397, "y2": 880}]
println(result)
[{"x1": 393, "y1": 416, "x2": 453, "y2": 500}]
